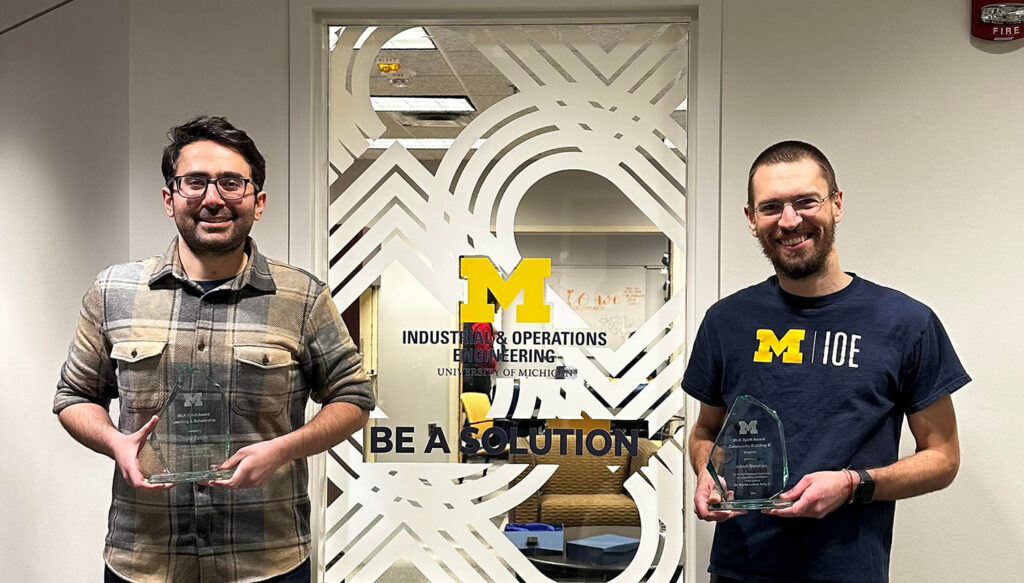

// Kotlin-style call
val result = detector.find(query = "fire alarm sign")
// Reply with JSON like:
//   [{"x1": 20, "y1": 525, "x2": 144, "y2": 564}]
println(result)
[{"x1": 972, "y1": 2, "x2": 1024, "y2": 40}]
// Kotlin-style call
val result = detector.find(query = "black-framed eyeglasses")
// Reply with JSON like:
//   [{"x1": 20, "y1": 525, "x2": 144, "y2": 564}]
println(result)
[
  {"x1": 751, "y1": 191, "x2": 837, "y2": 219},
  {"x1": 168, "y1": 175, "x2": 260, "y2": 200}
]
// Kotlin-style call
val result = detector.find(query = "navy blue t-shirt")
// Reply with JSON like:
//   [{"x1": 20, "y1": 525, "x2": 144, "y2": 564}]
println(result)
[{"x1": 682, "y1": 274, "x2": 970, "y2": 583}]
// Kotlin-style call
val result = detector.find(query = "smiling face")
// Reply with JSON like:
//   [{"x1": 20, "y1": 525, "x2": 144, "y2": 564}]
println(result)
[
  {"x1": 161, "y1": 140, "x2": 266, "y2": 256},
  {"x1": 744, "y1": 158, "x2": 843, "y2": 280}
]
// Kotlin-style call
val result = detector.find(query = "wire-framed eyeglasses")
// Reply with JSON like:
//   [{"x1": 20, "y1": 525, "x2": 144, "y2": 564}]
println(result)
[
  {"x1": 168, "y1": 174, "x2": 260, "y2": 200},
  {"x1": 752, "y1": 191, "x2": 837, "y2": 219}
]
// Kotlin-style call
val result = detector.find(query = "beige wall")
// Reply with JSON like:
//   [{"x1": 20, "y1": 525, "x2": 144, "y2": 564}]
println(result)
[
  {"x1": 127, "y1": 0, "x2": 291, "y2": 261},
  {"x1": 714, "y1": 0, "x2": 1024, "y2": 581},
  {"x1": 0, "y1": 0, "x2": 130, "y2": 579}
]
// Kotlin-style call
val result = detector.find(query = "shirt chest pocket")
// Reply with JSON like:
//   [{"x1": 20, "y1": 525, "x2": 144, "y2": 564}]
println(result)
[
  {"x1": 110, "y1": 340, "x2": 167, "y2": 411},
  {"x1": 232, "y1": 344, "x2": 296, "y2": 414}
]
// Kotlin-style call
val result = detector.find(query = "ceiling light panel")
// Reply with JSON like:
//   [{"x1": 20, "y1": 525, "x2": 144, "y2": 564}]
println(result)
[
  {"x1": 370, "y1": 96, "x2": 475, "y2": 113},
  {"x1": 366, "y1": 138, "x2": 486, "y2": 150},
  {"x1": 329, "y1": 26, "x2": 436, "y2": 51}
]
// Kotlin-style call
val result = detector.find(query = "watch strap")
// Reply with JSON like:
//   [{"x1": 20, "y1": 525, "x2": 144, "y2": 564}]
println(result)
[{"x1": 854, "y1": 469, "x2": 874, "y2": 504}]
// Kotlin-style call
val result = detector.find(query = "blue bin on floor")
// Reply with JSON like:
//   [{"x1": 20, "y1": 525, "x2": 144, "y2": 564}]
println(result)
[
  {"x1": 566, "y1": 534, "x2": 640, "y2": 564},
  {"x1": 503, "y1": 523, "x2": 564, "y2": 555}
]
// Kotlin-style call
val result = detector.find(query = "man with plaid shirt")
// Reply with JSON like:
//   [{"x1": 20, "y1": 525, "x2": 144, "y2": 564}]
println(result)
[{"x1": 54, "y1": 116, "x2": 374, "y2": 583}]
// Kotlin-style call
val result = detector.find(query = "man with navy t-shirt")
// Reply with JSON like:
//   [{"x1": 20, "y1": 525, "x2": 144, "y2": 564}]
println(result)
[{"x1": 684, "y1": 141, "x2": 969, "y2": 583}]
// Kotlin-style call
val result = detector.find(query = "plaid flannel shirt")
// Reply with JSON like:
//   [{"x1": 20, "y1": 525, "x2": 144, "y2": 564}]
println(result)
[{"x1": 54, "y1": 237, "x2": 374, "y2": 583}]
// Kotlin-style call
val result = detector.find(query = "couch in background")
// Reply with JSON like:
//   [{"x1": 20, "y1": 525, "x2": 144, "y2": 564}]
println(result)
[{"x1": 509, "y1": 433, "x2": 660, "y2": 527}]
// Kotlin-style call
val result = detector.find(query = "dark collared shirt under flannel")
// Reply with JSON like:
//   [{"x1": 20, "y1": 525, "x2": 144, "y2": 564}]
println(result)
[{"x1": 54, "y1": 238, "x2": 374, "y2": 583}]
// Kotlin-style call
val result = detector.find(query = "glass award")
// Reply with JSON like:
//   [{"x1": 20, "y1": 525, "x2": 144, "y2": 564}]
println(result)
[
  {"x1": 144, "y1": 366, "x2": 234, "y2": 483},
  {"x1": 707, "y1": 395, "x2": 792, "y2": 510}
]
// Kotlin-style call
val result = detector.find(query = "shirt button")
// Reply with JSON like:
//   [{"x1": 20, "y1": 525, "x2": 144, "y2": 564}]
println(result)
[
  {"x1": 130, "y1": 349, "x2": 138, "y2": 358},
  {"x1": 262, "y1": 355, "x2": 270, "y2": 366},
  {"x1": 198, "y1": 342, "x2": 205, "y2": 352}
]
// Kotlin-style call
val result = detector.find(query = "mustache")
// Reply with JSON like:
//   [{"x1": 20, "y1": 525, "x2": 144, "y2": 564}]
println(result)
[
  {"x1": 196, "y1": 211, "x2": 235, "y2": 220},
  {"x1": 773, "y1": 229, "x2": 815, "y2": 239}
]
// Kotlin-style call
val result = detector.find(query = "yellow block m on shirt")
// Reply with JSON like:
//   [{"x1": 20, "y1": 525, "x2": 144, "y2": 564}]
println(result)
[{"x1": 753, "y1": 329, "x2": 805, "y2": 364}]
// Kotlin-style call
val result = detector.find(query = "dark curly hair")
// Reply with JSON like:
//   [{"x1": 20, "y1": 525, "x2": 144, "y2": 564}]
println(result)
[{"x1": 161, "y1": 115, "x2": 266, "y2": 190}]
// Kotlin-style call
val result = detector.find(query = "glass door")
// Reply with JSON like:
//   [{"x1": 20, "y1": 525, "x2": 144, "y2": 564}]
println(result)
[{"x1": 324, "y1": 23, "x2": 689, "y2": 582}]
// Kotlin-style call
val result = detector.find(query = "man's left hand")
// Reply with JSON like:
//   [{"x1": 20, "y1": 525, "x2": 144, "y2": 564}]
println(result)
[
  {"x1": 210, "y1": 440, "x2": 290, "y2": 489},
  {"x1": 764, "y1": 470, "x2": 853, "y2": 519}
]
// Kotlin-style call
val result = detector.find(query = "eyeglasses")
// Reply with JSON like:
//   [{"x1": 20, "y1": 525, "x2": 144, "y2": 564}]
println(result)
[
  {"x1": 168, "y1": 175, "x2": 260, "y2": 200},
  {"x1": 751, "y1": 192, "x2": 836, "y2": 219}
]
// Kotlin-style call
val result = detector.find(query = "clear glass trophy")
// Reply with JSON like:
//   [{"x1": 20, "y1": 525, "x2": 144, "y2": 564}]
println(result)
[
  {"x1": 707, "y1": 395, "x2": 792, "y2": 510},
  {"x1": 144, "y1": 366, "x2": 234, "y2": 483}
]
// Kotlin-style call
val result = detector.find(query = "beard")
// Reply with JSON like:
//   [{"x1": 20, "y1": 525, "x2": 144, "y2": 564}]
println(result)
[
  {"x1": 175, "y1": 210, "x2": 253, "y2": 257},
  {"x1": 756, "y1": 218, "x2": 836, "y2": 280}
]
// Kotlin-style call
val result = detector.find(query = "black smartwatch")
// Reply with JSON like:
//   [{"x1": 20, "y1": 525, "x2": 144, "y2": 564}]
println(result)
[{"x1": 852, "y1": 469, "x2": 875, "y2": 504}]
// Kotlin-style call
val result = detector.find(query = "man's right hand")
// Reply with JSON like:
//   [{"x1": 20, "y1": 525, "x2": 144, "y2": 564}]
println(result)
[
  {"x1": 110, "y1": 415, "x2": 174, "y2": 490},
  {"x1": 694, "y1": 469, "x2": 746, "y2": 522}
]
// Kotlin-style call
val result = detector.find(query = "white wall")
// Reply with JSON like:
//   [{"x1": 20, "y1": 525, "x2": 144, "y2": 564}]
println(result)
[
  {"x1": 128, "y1": 0, "x2": 291, "y2": 261},
  {"x1": 375, "y1": 264, "x2": 455, "y2": 462},
  {"x1": 0, "y1": 0, "x2": 66, "y2": 31},
  {"x1": 0, "y1": 0, "x2": 130, "y2": 580},
  {"x1": 512, "y1": 170, "x2": 660, "y2": 231},
  {"x1": 709, "y1": 0, "x2": 1024, "y2": 581}
]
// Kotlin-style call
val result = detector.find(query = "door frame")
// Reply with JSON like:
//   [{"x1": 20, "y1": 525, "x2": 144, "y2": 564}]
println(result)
[{"x1": 287, "y1": 2, "x2": 723, "y2": 580}]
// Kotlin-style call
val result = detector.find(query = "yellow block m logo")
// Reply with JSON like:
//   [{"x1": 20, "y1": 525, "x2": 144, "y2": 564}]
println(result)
[
  {"x1": 753, "y1": 329, "x2": 805, "y2": 364},
  {"x1": 460, "y1": 257, "x2": 550, "y2": 323}
]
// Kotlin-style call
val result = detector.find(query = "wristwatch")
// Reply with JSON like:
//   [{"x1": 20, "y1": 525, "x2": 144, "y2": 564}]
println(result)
[{"x1": 853, "y1": 469, "x2": 875, "y2": 504}]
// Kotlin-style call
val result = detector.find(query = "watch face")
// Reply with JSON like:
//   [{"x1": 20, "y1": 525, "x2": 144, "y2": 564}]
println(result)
[{"x1": 857, "y1": 470, "x2": 875, "y2": 503}]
